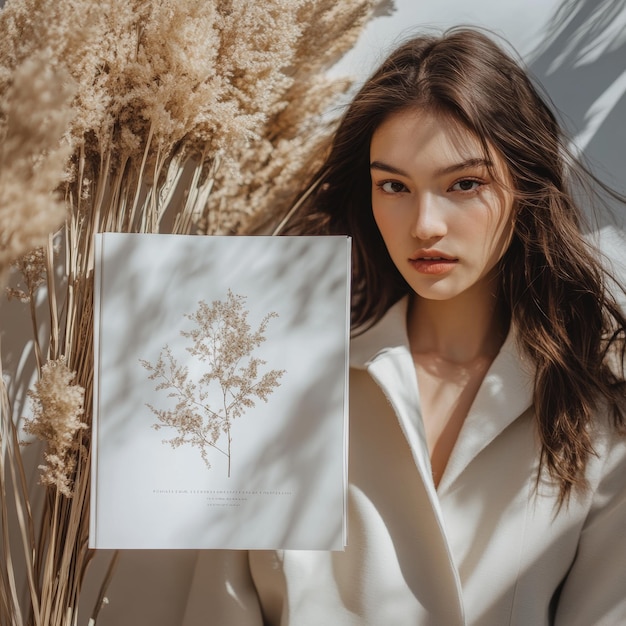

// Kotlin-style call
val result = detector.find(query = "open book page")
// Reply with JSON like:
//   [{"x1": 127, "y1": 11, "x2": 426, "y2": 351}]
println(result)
[{"x1": 90, "y1": 233, "x2": 350, "y2": 550}]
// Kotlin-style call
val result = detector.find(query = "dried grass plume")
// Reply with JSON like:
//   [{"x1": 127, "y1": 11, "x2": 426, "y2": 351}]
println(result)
[
  {"x1": 24, "y1": 356, "x2": 87, "y2": 497},
  {"x1": 0, "y1": 53, "x2": 74, "y2": 277}
]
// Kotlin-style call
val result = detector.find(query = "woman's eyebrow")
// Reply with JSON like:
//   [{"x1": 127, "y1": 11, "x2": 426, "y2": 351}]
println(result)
[
  {"x1": 369, "y1": 160, "x2": 409, "y2": 176},
  {"x1": 435, "y1": 158, "x2": 492, "y2": 176},
  {"x1": 370, "y1": 158, "x2": 491, "y2": 177}
]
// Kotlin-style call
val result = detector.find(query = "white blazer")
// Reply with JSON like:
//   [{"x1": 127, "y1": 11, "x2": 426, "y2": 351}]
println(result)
[{"x1": 95, "y1": 298, "x2": 626, "y2": 625}]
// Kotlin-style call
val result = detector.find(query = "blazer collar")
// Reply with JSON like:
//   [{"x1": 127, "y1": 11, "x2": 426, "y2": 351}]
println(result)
[{"x1": 350, "y1": 297, "x2": 535, "y2": 494}]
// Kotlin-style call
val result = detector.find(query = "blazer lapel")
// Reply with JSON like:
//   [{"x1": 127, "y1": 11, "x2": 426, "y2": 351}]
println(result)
[
  {"x1": 351, "y1": 299, "x2": 435, "y2": 498},
  {"x1": 437, "y1": 329, "x2": 535, "y2": 495},
  {"x1": 366, "y1": 352, "x2": 434, "y2": 500},
  {"x1": 352, "y1": 300, "x2": 466, "y2": 623}
]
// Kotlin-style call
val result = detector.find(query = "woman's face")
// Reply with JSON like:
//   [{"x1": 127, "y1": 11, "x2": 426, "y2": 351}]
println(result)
[{"x1": 370, "y1": 108, "x2": 515, "y2": 304}]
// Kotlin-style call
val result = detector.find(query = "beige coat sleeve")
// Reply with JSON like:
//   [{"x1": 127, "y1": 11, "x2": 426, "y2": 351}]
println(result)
[{"x1": 553, "y1": 433, "x2": 626, "y2": 625}]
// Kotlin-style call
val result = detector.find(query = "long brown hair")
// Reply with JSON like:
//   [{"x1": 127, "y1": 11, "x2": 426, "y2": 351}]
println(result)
[{"x1": 285, "y1": 27, "x2": 626, "y2": 502}]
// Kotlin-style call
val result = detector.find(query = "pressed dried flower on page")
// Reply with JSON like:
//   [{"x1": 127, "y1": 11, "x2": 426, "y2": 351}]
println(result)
[{"x1": 141, "y1": 291, "x2": 285, "y2": 477}]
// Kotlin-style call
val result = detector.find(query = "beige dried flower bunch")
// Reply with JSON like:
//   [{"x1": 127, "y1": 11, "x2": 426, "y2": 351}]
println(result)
[
  {"x1": 24, "y1": 357, "x2": 87, "y2": 498},
  {"x1": 0, "y1": 0, "x2": 380, "y2": 623}
]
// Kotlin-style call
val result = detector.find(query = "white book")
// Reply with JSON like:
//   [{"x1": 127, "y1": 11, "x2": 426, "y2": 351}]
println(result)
[{"x1": 90, "y1": 233, "x2": 350, "y2": 550}]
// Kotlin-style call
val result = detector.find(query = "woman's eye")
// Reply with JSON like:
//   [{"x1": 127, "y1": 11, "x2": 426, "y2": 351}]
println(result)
[
  {"x1": 379, "y1": 181, "x2": 407, "y2": 193},
  {"x1": 450, "y1": 179, "x2": 482, "y2": 192}
]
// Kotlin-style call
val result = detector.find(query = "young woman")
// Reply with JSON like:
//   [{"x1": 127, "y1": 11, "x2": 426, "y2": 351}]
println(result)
[{"x1": 183, "y1": 27, "x2": 626, "y2": 625}]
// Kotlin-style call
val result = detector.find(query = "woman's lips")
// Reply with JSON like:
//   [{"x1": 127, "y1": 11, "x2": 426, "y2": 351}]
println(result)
[{"x1": 409, "y1": 255, "x2": 458, "y2": 275}]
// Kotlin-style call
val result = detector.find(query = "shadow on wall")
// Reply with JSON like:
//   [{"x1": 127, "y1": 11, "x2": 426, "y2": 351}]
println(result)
[{"x1": 529, "y1": 0, "x2": 626, "y2": 229}]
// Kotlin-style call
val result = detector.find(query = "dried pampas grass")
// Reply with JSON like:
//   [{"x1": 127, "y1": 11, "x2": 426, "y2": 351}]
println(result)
[
  {"x1": 0, "y1": 0, "x2": 381, "y2": 624},
  {"x1": 0, "y1": 55, "x2": 74, "y2": 279}
]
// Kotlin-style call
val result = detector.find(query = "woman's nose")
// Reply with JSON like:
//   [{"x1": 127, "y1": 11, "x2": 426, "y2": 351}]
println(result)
[{"x1": 409, "y1": 195, "x2": 447, "y2": 240}]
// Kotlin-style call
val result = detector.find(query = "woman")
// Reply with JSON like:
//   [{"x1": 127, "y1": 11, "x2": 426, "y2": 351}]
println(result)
[{"x1": 183, "y1": 27, "x2": 626, "y2": 625}]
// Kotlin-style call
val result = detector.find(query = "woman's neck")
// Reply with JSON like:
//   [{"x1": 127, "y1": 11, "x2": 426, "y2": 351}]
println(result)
[{"x1": 407, "y1": 284, "x2": 509, "y2": 365}]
